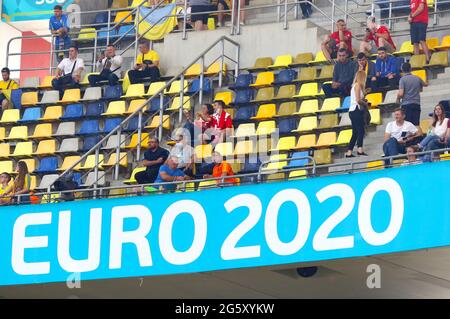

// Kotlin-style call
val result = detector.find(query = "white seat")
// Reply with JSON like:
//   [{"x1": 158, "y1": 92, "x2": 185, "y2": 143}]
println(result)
[
  {"x1": 36, "y1": 174, "x2": 59, "y2": 190},
  {"x1": 37, "y1": 90, "x2": 59, "y2": 105},
  {"x1": 338, "y1": 112, "x2": 351, "y2": 127},
  {"x1": 53, "y1": 122, "x2": 76, "y2": 137},
  {"x1": 21, "y1": 77, "x2": 40, "y2": 89},
  {"x1": 81, "y1": 171, "x2": 106, "y2": 187},
  {"x1": 80, "y1": 87, "x2": 102, "y2": 101},
  {"x1": 56, "y1": 138, "x2": 80, "y2": 154},
  {"x1": 380, "y1": 89, "x2": 399, "y2": 107}
]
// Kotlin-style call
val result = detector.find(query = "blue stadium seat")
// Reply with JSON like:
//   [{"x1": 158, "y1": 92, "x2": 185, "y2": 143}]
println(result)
[
  {"x1": 35, "y1": 157, "x2": 58, "y2": 174},
  {"x1": 186, "y1": 78, "x2": 212, "y2": 94},
  {"x1": 234, "y1": 105, "x2": 255, "y2": 121},
  {"x1": 233, "y1": 89, "x2": 253, "y2": 105},
  {"x1": 77, "y1": 120, "x2": 100, "y2": 136},
  {"x1": 239, "y1": 158, "x2": 261, "y2": 174},
  {"x1": 124, "y1": 115, "x2": 148, "y2": 132},
  {"x1": 286, "y1": 151, "x2": 309, "y2": 168},
  {"x1": 61, "y1": 103, "x2": 83, "y2": 121},
  {"x1": 72, "y1": 172, "x2": 82, "y2": 186},
  {"x1": 85, "y1": 101, "x2": 106, "y2": 118},
  {"x1": 81, "y1": 136, "x2": 102, "y2": 152},
  {"x1": 94, "y1": 12, "x2": 109, "y2": 28},
  {"x1": 103, "y1": 85, "x2": 123, "y2": 100},
  {"x1": 278, "y1": 118, "x2": 297, "y2": 135},
  {"x1": 273, "y1": 69, "x2": 297, "y2": 85},
  {"x1": 97, "y1": 27, "x2": 118, "y2": 43},
  {"x1": 103, "y1": 117, "x2": 124, "y2": 134},
  {"x1": 11, "y1": 89, "x2": 22, "y2": 109},
  {"x1": 229, "y1": 74, "x2": 253, "y2": 90},
  {"x1": 336, "y1": 96, "x2": 351, "y2": 112},
  {"x1": 118, "y1": 25, "x2": 136, "y2": 38},
  {"x1": 19, "y1": 107, "x2": 42, "y2": 123},
  {"x1": 148, "y1": 97, "x2": 170, "y2": 112}
]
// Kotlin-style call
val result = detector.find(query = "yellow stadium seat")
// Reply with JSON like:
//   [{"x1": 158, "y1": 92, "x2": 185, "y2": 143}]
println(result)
[
  {"x1": 435, "y1": 35, "x2": 450, "y2": 51},
  {"x1": 316, "y1": 132, "x2": 337, "y2": 148},
  {"x1": 103, "y1": 152, "x2": 128, "y2": 168},
  {"x1": 294, "y1": 67, "x2": 316, "y2": 83},
  {"x1": 251, "y1": 104, "x2": 276, "y2": 120},
  {"x1": 267, "y1": 55, "x2": 293, "y2": 69},
  {"x1": 393, "y1": 41, "x2": 414, "y2": 56},
  {"x1": 411, "y1": 69, "x2": 427, "y2": 82},
  {"x1": 21, "y1": 92, "x2": 38, "y2": 107},
  {"x1": 29, "y1": 175, "x2": 37, "y2": 190},
  {"x1": 145, "y1": 115, "x2": 171, "y2": 130},
  {"x1": 288, "y1": 170, "x2": 308, "y2": 180},
  {"x1": 290, "y1": 52, "x2": 314, "y2": 67},
  {"x1": 130, "y1": 0, "x2": 150, "y2": 7},
  {"x1": 318, "y1": 114, "x2": 338, "y2": 130},
  {"x1": 198, "y1": 180, "x2": 217, "y2": 190},
  {"x1": 0, "y1": 143, "x2": 10, "y2": 159},
  {"x1": 270, "y1": 136, "x2": 296, "y2": 152},
  {"x1": 426, "y1": 37, "x2": 439, "y2": 51},
  {"x1": 309, "y1": 51, "x2": 328, "y2": 65},
  {"x1": 124, "y1": 167, "x2": 146, "y2": 184},
  {"x1": 249, "y1": 72, "x2": 275, "y2": 87},
  {"x1": 0, "y1": 127, "x2": 5, "y2": 141},
  {"x1": 0, "y1": 161, "x2": 14, "y2": 174},
  {"x1": 420, "y1": 119, "x2": 432, "y2": 134},
  {"x1": 294, "y1": 134, "x2": 316, "y2": 150},
  {"x1": 224, "y1": 108, "x2": 235, "y2": 119},
  {"x1": 145, "y1": 81, "x2": 167, "y2": 96},
  {"x1": 233, "y1": 123, "x2": 256, "y2": 138},
  {"x1": 274, "y1": 102, "x2": 298, "y2": 117},
  {"x1": 317, "y1": 65, "x2": 334, "y2": 81},
  {"x1": 0, "y1": 109, "x2": 20, "y2": 124},
  {"x1": 266, "y1": 173, "x2": 286, "y2": 182},
  {"x1": 40, "y1": 106, "x2": 63, "y2": 121},
  {"x1": 184, "y1": 64, "x2": 201, "y2": 78},
  {"x1": 272, "y1": 84, "x2": 296, "y2": 101},
  {"x1": 410, "y1": 54, "x2": 427, "y2": 70},
  {"x1": 79, "y1": 155, "x2": 104, "y2": 171},
  {"x1": 102, "y1": 101, "x2": 127, "y2": 116},
  {"x1": 126, "y1": 99, "x2": 147, "y2": 114},
  {"x1": 5, "y1": 126, "x2": 28, "y2": 141},
  {"x1": 252, "y1": 87, "x2": 275, "y2": 102},
  {"x1": 334, "y1": 129, "x2": 352, "y2": 146},
  {"x1": 233, "y1": 140, "x2": 254, "y2": 156},
  {"x1": 121, "y1": 84, "x2": 145, "y2": 98},
  {"x1": 262, "y1": 154, "x2": 288, "y2": 171},
  {"x1": 214, "y1": 91, "x2": 234, "y2": 106},
  {"x1": 166, "y1": 80, "x2": 189, "y2": 95},
  {"x1": 204, "y1": 62, "x2": 227, "y2": 76},
  {"x1": 248, "y1": 57, "x2": 273, "y2": 72},
  {"x1": 21, "y1": 158, "x2": 36, "y2": 173},
  {"x1": 77, "y1": 28, "x2": 96, "y2": 41},
  {"x1": 424, "y1": 51, "x2": 448, "y2": 68},
  {"x1": 125, "y1": 133, "x2": 150, "y2": 150},
  {"x1": 292, "y1": 116, "x2": 318, "y2": 133},
  {"x1": 214, "y1": 142, "x2": 234, "y2": 157},
  {"x1": 114, "y1": 11, "x2": 133, "y2": 24},
  {"x1": 256, "y1": 121, "x2": 276, "y2": 136},
  {"x1": 366, "y1": 160, "x2": 385, "y2": 171},
  {"x1": 195, "y1": 144, "x2": 213, "y2": 160},
  {"x1": 30, "y1": 124, "x2": 53, "y2": 140},
  {"x1": 440, "y1": 153, "x2": 450, "y2": 161},
  {"x1": 80, "y1": 72, "x2": 98, "y2": 86},
  {"x1": 59, "y1": 89, "x2": 80, "y2": 104},
  {"x1": 369, "y1": 109, "x2": 382, "y2": 125},
  {"x1": 34, "y1": 139, "x2": 57, "y2": 156},
  {"x1": 166, "y1": 96, "x2": 191, "y2": 111},
  {"x1": 39, "y1": 76, "x2": 55, "y2": 89},
  {"x1": 293, "y1": 82, "x2": 319, "y2": 99},
  {"x1": 294, "y1": 99, "x2": 319, "y2": 115},
  {"x1": 366, "y1": 93, "x2": 383, "y2": 108},
  {"x1": 318, "y1": 97, "x2": 340, "y2": 113},
  {"x1": 10, "y1": 142, "x2": 33, "y2": 158},
  {"x1": 57, "y1": 156, "x2": 81, "y2": 171},
  {"x1": 314, "y1": 149, "x2": 332, "y2": 164}
]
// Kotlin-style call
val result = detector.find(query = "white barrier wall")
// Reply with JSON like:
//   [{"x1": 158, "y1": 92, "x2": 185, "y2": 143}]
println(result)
[{"x1": 0, "y1": 21, "x2": 23, "y2": 79}]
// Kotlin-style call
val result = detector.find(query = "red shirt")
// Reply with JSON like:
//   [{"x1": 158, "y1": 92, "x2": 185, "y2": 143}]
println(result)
[
  {"x1": 330, "y1": 30, "x2": 353, "y2": 54},
  {"x1": 368, "y1": 25, "x2": 396, "y2": 50},
  {"x1": 410, "y1": 0, "x2": 429, "y2": 24},
  {"x1": 212, "y1": 110, "x2": 232, "y2": 130}
]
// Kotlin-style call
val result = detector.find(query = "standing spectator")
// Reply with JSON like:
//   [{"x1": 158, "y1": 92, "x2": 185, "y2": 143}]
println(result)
[
  {"x1": 0, "y1": 161, "x2": 31, "y2": 204},
  {"x1": 52, "y1": 45, "x2": 85, "y2": 99},
  {"x1": 196, "y1": 103, "x2": 215, "y2": 144},
  {"x1": 154, "y1": 156, "x2": 192, "y2": 192},
  {"x1": 189, "y1": 0, "x2": 216, "y2": 31},
  {"x1": 135, "y1": 137, "x2": 170, "y2": 185},
  {"x1": 210, "y1": 100, "x2": 233, "y2": 145},
  {"x1": 322, "y1": 48, "x2": 356, "y2": 98},
  {"x1": 299, "y1": 0, "x2": 313, "y2": 19},
  {"x1": 383, "y1": 109, "x2": 422, "y2": 163},
  {"x1": 355, "y1": 52, "x2": 377, "y2": 92},
  {"x1": 0, "y1": 67, "x2": 19, "y2": 111},
  {"x1": 360, "y1": 16, "x2": 396, "y2": 54},
  {"x1": 346, "y1": 71, "x2": 369, "y2": 158},
  {"x1": 396, "y1": 62, "x2": 428, "y2": 125},
  {"x1": 89, "y1": 44, "x2": 123, "y2": 87},
  {"x1": 203, "y1": 151, "x2": 238, "y2": 185},
  {"x1": 321, "y1": 19, "x2": 353, "y2": 61},
  {"x1": 417, "y1": 104, "x2": 449, "y2": 153},
  {"x1": 128, "y1": 41, "x2": 161, "y2": 84},
  {"x1": 49, "y1": 5, "x2": 71, "y2": 62},
  {"x1": 218, "y1": 0, "x2": 246, "y2": 26},
  {"x1": 374, "y1": 47, "x2": 400, "y2": 90},
  {"x1": 409, "y1": 0, "x2": 431, "y2": 62}
]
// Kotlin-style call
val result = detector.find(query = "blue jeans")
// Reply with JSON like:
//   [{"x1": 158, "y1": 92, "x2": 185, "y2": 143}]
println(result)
[
  {"x1": 383, "y1": 137, "x2": 406, "y2": 165},
  {"x1": 419, "y1": 135, "x2": 440, "y2": 150},
  {"x1": 423, "y1": 138, "x2": 450, "y2": 162},
  {"x1": 322, "y1": 83, "x2": 351, "y2": 98}
]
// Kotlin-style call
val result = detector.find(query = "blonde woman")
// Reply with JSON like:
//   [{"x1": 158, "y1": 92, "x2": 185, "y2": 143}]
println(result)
[{"x1": 346, "y1": 70, "x2": 369, "y2": 158}]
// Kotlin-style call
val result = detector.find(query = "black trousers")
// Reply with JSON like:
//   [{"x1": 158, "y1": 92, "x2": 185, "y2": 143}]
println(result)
[
  {"x1": 52, "y1": 76, "x2": 79, "y2": 99},
  {"x1": 128, "y1": 67, "x2": 161, "y2": 84},
  {"x1": 401, "y1": 103, "x2": 421, "y2": 126},
  {"x1": 375, "y1": 76, "x2": 399, "y2": 90},
  {"x1": 348, "y1": 108, "x2": 365, "y2": 150},
  {"x1": 135, "y1": 168, "x2": 159, "y2": 185},
  {"x1": 89, "y1": 72, "x2": 119, "y2": 87}
]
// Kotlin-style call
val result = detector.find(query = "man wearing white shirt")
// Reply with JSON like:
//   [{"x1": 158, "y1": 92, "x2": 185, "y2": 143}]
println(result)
[
  {"x1": 383, "y1": 108, "x2": 422, "y2": 163},
  {"x1": 89, "y1": 44, "x2": 123, "y2": 87},
  {"x1": 52, "y1": 45, "x2": 85, "y2": 98}
]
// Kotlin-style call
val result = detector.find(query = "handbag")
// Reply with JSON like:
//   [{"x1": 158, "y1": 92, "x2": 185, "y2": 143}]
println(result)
[
  {"x1": 358, "y1": 99, "x2": 371, "y2": 126},
  {"x1": 60, "y1": 59, "x2": 78, "y2": 84}
]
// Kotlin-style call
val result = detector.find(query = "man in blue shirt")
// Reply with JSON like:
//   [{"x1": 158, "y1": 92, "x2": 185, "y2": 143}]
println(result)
[
  {"x1": 49, "y1": 5, "x2": 71, "y2": 62},
  {"x1": 154, "y1": 156, "x2": 191, "y2": 192},
  {"x1": 375, "y1": 46, "x2": 400, "y2": 90}
]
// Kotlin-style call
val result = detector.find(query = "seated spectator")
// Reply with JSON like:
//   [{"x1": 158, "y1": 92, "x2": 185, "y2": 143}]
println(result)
[
  {"x1": 170, "y1": 134, "x2": 194, "y2": 176},
  {"x1": 0, "y1": 161, "x2": 31, "y2": 204},
  {"x1": 383, "y1": 109, "x2": 422, "y2": 164},
  {"x1": 355, "y1": 52, "x2": 376, "y2": 92},
  {"x1": 321, "y1": 19, "x2": 353, "y2": 61},
  {"x1": 374, "y1": 47, "x2": 400, "y2": 90},
  {"x1": 322, "y1": 48, "x2": 356, "y2": 98},
  {"x1": 427, "y1": 119, "x2": 450, "y2": 160},
  {"x1": 396, "y1": 62, "x2": 427, "y2": 125},
  {"x1": 417, "y1": 104, "x2": 448, "y2": 151},
  {"x1": 49, "y1": 5, "x2": 71, "y2": 62},
  {"x1": 188, "y1": 0, "x2": 216, "y2": 31},
  {"x1": 89, "y1": 44, "x2": 123, "y2": 87},
  {"x1": 0, "y1": 172, "x2": 12, "y2": 205},
  {"x1": 0, "y1": 67, "x2": 19, "y2": 111},
  {"x1": 209, "y1": 100, "x2": 233, "y2": 145},
  {"x1": 135, "y1": 137, "x2": 169, "y2": 185},
  {"x1": 360, "y1": 16, "x2": 396, "y2": 55},
  {"x1": 52, "y1": 45, "x2": 85, "y2": 99},
  {"x1": 154, "y1": 156, "x2": 192, "y2": 192},
  {"x1": 203, "y1": 151, "x2": 238, "y2": 185},
  {"x1": 402, "y1": 146, "x2": 422, "y2": 166},
  {"x1": 128, "y1": 41, "x2": 161, "y2": 84},
  {"x1": 195, "y1": 103, "x2": 215, "y2": 144}
]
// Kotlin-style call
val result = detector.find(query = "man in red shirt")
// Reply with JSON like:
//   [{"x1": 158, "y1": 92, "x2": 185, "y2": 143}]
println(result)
[
  {"x1": 321, "y1": 19, "x2": 353, "y2": 61},
  {"x1": 360, "y1": 16, "x2": 396, "y2": 54},
  {"x1": 210, "y1": 100, "x2": 233, "y2": 145},
  {"x1": 409, "y1": 0, "x2": 431, "y2": 62}
]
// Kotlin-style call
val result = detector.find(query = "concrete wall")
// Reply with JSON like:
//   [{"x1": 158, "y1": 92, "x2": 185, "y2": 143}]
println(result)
[{"x1": 0, "y1": 22, "x2": 22, "y2": 79}]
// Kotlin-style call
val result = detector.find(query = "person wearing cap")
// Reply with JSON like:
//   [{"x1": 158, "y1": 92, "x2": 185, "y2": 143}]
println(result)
[
  {"x1": 0, "y1": 67, "x2": 19, "y2": 111},
  {"x1": 360, "y1": 16, "x2": 396, "y2": 55}
]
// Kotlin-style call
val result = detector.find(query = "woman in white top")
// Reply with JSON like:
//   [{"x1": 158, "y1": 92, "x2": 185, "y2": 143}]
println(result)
[
  {"x1": 346, "y1": 70, "x2": 369, "y2": 158},
  {"x1": 417, "y1": 104, "x2": 449, "y2": 151}
]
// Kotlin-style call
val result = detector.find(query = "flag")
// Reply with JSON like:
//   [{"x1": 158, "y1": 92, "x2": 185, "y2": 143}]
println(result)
[{"x1": 137, "y1": 4, "x2": 178, "y2": 41}]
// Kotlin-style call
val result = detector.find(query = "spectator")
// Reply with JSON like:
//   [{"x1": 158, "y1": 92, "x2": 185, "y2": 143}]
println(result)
[
  {"x1": 188, "y1": 0, "x2": 216, "y2": 31},
  {"x1": 409, "y1": 0, "x2": 431, "y2": 62},
  {"x1": 396, "y1": 62, "x2": 427, "y2": 125},
  {"x1": 89, "y1": 44, "x2": 123, "y2": 87},
  {"x1": 170, "y1": 134, "x2": 194, "y2": 176},
  {"x1": 203, "y1": 151, "x2": 238, "y2": 185},
  {"x1": 135, "y1": 137, "x2": 170, "y2": 185},
  {"x1": 383, "y1": 109, "x2": 422, "y2": 163},
  {"x1": 321, "y1": 19, "x2": 353, "y2": 61},
  {"x1": 355, "y1": 52, "x2": 376, "y2": 92},
  {"x1": 210, "y1": 100, "x2": 233, "y2": 145},
  {"x1": 0, "y1": 67, "x2": 19, "y2": 111},
  {"x1": 0, "y1": 161, "x2": 31, "y2": 204},
  {"x1": 128, "y1": 41, "x2": 161, "y2": 84},
  {"x1": 218, "y1": 0, "x2": 246, "y2": 27},
  {"x1": 0, "y1": 173, "x2": 12, "y2": 205},
  {"x1": 374, "y1": 46, "x2": 400, "y2": 90},
  {"x1": 182, "y1": 109, "x2": 196, "y2": 147},
  {"x1": 402, "y1": 146, "x2": 422, "y2": 165},
  {"x1": 416, "y1": 104, "x2": 449, "y2": 156},
  {"x1": 360, "y1": 16, "x2": 396, "y2": 54},
  {"x1": 322, "y1": 48, "x2": 356, "y2": 98},
  {"x1": 52, "y1": 45, "x2": 85, "y2": 99},
  {"x1": 427, "y1": 119, "x2": 450, "y2": 159},
  {"x1": 346, "y1": 70, "x2": 369, "y2": 158},
  {"x1": 196, "y1": 103, "x2": 215, "y2": 144},
  {"x1": 49, "y1": 5, "x2": 71, "y2": 62},
  {"x1": 299, "y1": 0, "x2": 313, "y2": 19},
  {"x1": 154, "y1": 156, "x2": 191, "y2": 192}
]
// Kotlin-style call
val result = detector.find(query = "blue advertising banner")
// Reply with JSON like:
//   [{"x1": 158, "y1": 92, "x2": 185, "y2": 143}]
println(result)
[
  {"x1": 2, "y1": 0, "x2": 73, "y2": 22},
  {"x1": 0, "y1": 162, "x2": 449, "y2": 286}
]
